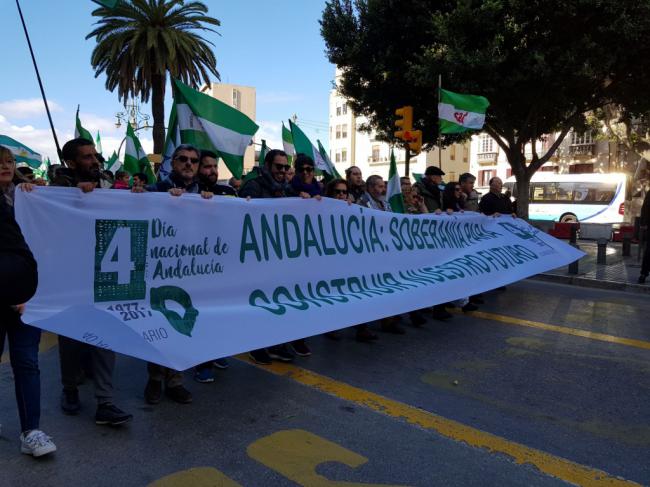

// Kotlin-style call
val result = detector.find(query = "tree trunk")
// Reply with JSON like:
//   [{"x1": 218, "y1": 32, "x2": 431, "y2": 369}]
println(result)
[
  {"x1": 151, "y1": 73, "x2": 166, "y2": 155},
  {"x1": 514, "y1": 174, "x2": 531, "y2": 220}
]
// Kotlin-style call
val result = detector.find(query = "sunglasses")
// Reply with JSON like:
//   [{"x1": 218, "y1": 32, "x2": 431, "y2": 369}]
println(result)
[
  {"x1": 273, "y1": 163, "x2": 291, "y2": 172},
  {"x1": 175, "y1": 155, "x2": 199, "y2": 164},
  {"x1": 334, "y1": 189, "x2": 348, "y2": 195},
  {"x1": 299, "y1": 166, "x2": 314, "y2": 173}
]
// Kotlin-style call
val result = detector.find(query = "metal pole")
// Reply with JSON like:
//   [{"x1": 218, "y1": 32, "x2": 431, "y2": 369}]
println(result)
[
  {"x1": 15, "y1": 0, "x2": 64, "y2": 165},
  {"x1": 437, "y1": 74, "x2": 443, "y2": 171}
]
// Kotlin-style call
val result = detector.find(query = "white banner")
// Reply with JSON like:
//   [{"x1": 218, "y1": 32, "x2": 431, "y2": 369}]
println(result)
[{"x1": 15, "y1": 187, "x2": 583, "y2": 370}]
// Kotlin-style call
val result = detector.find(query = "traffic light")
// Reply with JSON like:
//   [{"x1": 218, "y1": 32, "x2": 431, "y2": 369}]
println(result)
[
  {"x1": 394, "y1": 106, "x2": 413, "y2": 141},
  {"x1": 408, "y1": 130, "x2": 422, "y2": 154}
]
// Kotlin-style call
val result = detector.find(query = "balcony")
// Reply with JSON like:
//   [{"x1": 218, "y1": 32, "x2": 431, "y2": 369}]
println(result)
[
  {"x1": 476, "y1": 152, "x2": 498, "y2": 165},
  {"x1": 368, "y1": 155, "x2": 389, "y2": 164},
  {"x1": 569, "y1": 143, "x2": 595, "y2": 157}
]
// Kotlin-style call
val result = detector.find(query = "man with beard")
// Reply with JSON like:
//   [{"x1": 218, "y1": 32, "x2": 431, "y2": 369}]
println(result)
[
  {"x1": 197, "y1": 150, "x2": 237, "y2": 197},
  {"x1": 52, "y1": 138, "x2": 133, "y2": 426}
]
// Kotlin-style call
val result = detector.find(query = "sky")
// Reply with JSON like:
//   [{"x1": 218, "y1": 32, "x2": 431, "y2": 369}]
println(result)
[{"x1": 0, "y1": 0, "x2": 335, "y2": 164}]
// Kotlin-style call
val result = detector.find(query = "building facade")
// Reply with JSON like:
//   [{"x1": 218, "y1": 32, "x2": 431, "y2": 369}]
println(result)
[
  {"x1": 329, "y1": 70, "x2": 470, "y2": 182},
  {"x1": 201, "y1": 83, "x2": 256, "y2": 179}
]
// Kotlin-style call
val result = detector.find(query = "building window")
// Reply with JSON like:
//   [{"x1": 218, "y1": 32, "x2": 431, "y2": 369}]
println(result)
[
  {"x1": 232, "y1": 89, "x2": 241, "y2": 110},
  {"x1": 341, "y1": 124, "x2": 348, "y2": 139},
  {"x1": 450, "y1": 145, "x2": 456, "y2": 161},
  {"x1": 506, "y1": 168, "x2": 513, "y2": 178},
  {"x1": 336, "y1": 125, "x2": 341, "y2": 139},
  {"x1": 479, "y1": 134, "x2": 494, "y2": 153},
  {"x1": 336, "y1": 105, "x2": 341, "y2": 116},
  {"x1": 342, "y1": 103, "x2": 348, "y2": 115},
  {"x1": 571, "y1": 131, "x2": 593, "y2": 145},
  {"x1": 463, "y1": 145, "x2": 469, "y2": 163},
  {"x1": 448, "y1": 171, "x2": 456, "y2": 182},
  {"x1": 371, "y1": 145, "x2": 380, "y2": 162},
  {"x1": 478, "y1": 169, "x2": 495, "y2": 187},
  {"x1": 341, "y1": 149, "x2": 347, "y2": 163},
  {"x1": 335, "y1": 151, "x2": 341, "y2": 163}
]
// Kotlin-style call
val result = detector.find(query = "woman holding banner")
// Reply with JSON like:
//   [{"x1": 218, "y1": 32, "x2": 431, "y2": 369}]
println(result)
[{"x1": 0, "y1": 145, "x2": 56, "y2": 457}]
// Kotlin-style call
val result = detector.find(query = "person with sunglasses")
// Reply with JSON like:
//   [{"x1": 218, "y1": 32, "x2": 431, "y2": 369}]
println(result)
[
  {"x1": 240, "y1": 149, "x2": 297, "y2": 364},
  {"x1": 145, "y1": 144, "x2": 201, "y2": 195},
  {"x1": 442, "y1": 182, "x2": 465, "y2": 213},
  {"x1": 287, "y1": 154, "x2": 322, "y2": 198}
]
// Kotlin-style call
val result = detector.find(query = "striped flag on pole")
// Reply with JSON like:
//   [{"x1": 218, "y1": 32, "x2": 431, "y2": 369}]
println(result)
[
  {"x1": 160, "y1": 103, "x2": 181, "y2": 180},
  {"x1": 438, "y1": 89, "x2": 490, "y2": 134},
  {"x1": 282, "y1": 122, "x2": 295, "y2": 159},
  {"x1": 289, "y1": 120, "x2": 340, "y2": 178},
  {"x1": 0, "y1": 134, "x2": 42, "y2": 168},
  {"x1": 173, "y1": 79, "x2": 258, "y2": 179},
  {"x1": 387, "y1": 149, "x2": 405, "y2": 213},
  {"x1": 124, "y1": 123, "x2": 155, "y2": 181}
]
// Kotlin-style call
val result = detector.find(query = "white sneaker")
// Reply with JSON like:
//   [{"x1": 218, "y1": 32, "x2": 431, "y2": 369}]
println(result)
[{"x1": 20, "y1": 430, "x2": 57, "y2": 457}]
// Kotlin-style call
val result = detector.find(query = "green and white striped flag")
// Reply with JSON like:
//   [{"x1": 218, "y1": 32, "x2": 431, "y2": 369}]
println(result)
[
  {"x1": 289, "y1": 120, "x2": 340, "y2": 178},
  {"x1": 258, "y1": 139, "x2": 267, "y2": 166},
  {"x1": 282, "y1": 122, "x2": 295, "y2": 158},
  {"x1": 124, "y1": 123, "x2": 155, "y2": 181},
  {"x1": 438, "y1": 89, "x2": 490, "y2": 134},
  {"x1": 33, "y1": 157, "x2": 50, "y2": 180},
  {"x1": 106, "y1": 151, "x2": 121, "y2": 173},
  {"x1": 160, "y1": 103, "x2": 181, "y2": 180},
  {"x1": 75, "y1": 106, "x2": 93, "y2": 142},
  {"x1": 173, "y1": 78, "x2": 258, "y2": 179},
  {"x1": 95, "y1": 131, "x2": 103, "y2": 157},
  {"x1": 387, "y1": 149, "x2": 405, "y2": 213},
  {"x1": 0, "y1": 134, "x2": 42, "y2": 168}
]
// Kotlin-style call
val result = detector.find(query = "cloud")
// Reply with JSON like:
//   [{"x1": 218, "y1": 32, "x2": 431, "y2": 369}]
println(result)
[
  {"x1": 256, "y1": 120, "x2": 283, "y2": 150},
  {"x1": 257, "y1": 91, "x2": 305, "y2": 104},
  {"x1": 0, "y1": 99, "x2": 62, "y2": 119}
]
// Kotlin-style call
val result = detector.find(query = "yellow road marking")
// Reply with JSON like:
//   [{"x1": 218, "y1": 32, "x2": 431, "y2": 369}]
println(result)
[
  {"x1": 458, "y1": 310, "x2": 650, "y2": 351},
  {"x1": 247, "y1": 429, "x2": 408, "y2": 487},
  {"x1": 238, "y1": 355, "x2": 640, "y2": 487},
  {"x1": 148, "y1": 467, "x2": 243, "y2": 487}
]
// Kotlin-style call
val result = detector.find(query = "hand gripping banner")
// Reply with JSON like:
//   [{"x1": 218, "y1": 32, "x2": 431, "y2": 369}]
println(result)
[{"x1": 15, "y1": 187, "x2": 584, "y2": 370}]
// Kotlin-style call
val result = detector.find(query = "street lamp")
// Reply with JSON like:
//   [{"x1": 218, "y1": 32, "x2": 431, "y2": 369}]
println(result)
[{"x1": 115, "y1": 99, "x2": 151, "y2": 131}]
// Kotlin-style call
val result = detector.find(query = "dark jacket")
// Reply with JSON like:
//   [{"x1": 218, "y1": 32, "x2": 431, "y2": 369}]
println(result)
[
  {"x1": 239, "y1": 166, "x2": 288, "y2": 199},
  {"x1": 442, "y1": 193, "x2": 463, "y2": 212},
  {"x1": 0, "y1": 195, "x2": 38, "y2": 307},
  {"x1": 479, "y1": 191, "x2": 514, "y2": 215},
  {"x1": 287, "y1": 176, "x2": 322, "y2": 197},
  {"x1": 51, "y1": 167, "x2": 101, "y2": 188},
  {"x1": 348, "y1": 184, "x2": 365, "y2": 204},
  {"x1": 197, "y1": 179, "x2": 237, "y2": 197},
  {"x1": 414, "y1": 179, "x2": 443, "y2": 212},
  {"x1": 147, "y1": 171, "x2": 200, "y2": 194}
]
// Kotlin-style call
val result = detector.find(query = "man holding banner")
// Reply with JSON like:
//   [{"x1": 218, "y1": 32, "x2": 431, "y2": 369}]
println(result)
[{"x1": 53, "y1": 138, "x2": 133, "y2": 427}]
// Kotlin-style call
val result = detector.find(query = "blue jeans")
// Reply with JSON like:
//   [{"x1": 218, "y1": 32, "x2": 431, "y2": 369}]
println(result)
[{"x1": 0, "y1": 309, "x2": 41, "y2": 433}]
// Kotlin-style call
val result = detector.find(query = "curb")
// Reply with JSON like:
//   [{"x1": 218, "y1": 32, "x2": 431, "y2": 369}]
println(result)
[{"x1": 530, "y1": 273, "x2": 650, "y2": 295}]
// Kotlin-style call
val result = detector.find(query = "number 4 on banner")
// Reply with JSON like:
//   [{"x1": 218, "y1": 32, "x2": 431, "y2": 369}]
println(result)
[
  {"x1": 100, "y1": 227, "x2": 135, "y2": 284},
  {"x1": 94, "y1": 220, "x2": 149, "y2": 303}
]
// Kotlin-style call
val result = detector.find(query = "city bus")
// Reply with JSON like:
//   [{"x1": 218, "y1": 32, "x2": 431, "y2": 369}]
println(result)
[{"x1": 503, "y1": 172, "x2": 627, "y2": 223}]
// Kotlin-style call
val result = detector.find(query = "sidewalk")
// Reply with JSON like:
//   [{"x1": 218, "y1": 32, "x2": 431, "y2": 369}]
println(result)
[{"x1": 533, "y1": 240, "x2": 650, "y2": 294}]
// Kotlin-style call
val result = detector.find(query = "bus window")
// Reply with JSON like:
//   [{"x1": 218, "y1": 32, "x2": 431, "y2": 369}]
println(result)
[
  {"x1": 556, "y1": 182, "x2": 574, "y2": 201},
  {"x1": 530, "y1": 182, "x2": 558, "y2": 202}
]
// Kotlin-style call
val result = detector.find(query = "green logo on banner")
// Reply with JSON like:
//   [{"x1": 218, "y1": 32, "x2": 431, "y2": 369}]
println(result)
[
  {"x1": 150, "y1": 285, "x2": 199, "y2": 337},
  {"x1": 94, "y1": 219, "x2": 149, "y2": 302}
]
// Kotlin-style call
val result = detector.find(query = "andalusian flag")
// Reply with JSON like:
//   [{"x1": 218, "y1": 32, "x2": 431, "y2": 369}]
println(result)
[
  {"x1": 33, "y1": 157, "x2": 51, "y2": 180},
  {"x1": 124, "y1": 123, "x2": 155, "y2": 181},
  {"x1": 160, "y1": 103, "x2": 181, "y2": 180},
  {"x1": 438, "y1": 89, "x2": 490, "y2": 134},
  {"x1": 91, "y1": 0, "x2": 119, "y2": 8},
  {"x1": 173, "y1": 78, "x2": 258, "y2": 179},
  {"x1": 289, "y1": 120, "x2": 340, "y2": 178},
  {"x1": 106, "y1": 151, "x2": 121, "y2": 173},
  {"x1": 75, "y1": 106, "x2": 93, "y2": 142},
  {"x1": 95, "y1": 132, "x2": 103, "y2": 156},
  {"x1": 282, "y1": 122, "x2": 295, "y2": 159},
  {"x1": 387, "y1": 149, "x2": 405, "y2": 213},
  {"x1": 0, "y1": 134, "x2": 42, "y2": 168}
]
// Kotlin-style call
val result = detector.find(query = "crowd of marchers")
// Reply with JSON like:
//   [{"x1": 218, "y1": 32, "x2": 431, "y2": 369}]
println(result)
[{"x1": 5, "y1": 137, "x2": 645, "y2": 459}]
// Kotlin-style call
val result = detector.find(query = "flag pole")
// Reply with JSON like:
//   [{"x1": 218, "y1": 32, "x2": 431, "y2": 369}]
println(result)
[
  {"x1": 437, "y1": 74, "x2": 442, "y2": 170},
  {"x1": 15, "y1": 0, "x2": 64, "y2": 165}
]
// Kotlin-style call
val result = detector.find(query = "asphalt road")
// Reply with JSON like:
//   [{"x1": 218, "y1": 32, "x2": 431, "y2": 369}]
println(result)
[{"x1": 1, "y1": 279, "x2": 648, "y2": 486}]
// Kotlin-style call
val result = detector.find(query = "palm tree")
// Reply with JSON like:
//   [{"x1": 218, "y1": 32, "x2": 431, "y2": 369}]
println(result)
[{"x1": 86, "y1": 0, "x2": 220, "y2": 154}]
